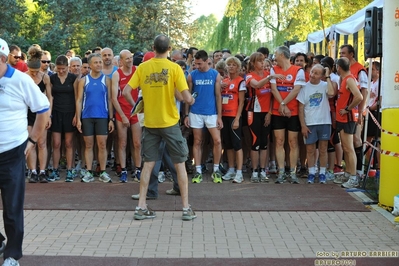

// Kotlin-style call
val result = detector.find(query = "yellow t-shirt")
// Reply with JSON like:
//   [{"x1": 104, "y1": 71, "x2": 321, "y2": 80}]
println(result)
[{"x1": 127, "y1": 58, "x2": 188, "y2": 128}]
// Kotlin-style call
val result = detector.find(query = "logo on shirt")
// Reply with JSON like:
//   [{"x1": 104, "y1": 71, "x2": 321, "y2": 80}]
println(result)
[
  {"x1": 145, "y1": 69, "x2": 169, "y2": 85},
  {"x1": 195, "y1": 79, "x2": 214, "y2": 85},
  {"x1": 229, "y1": 84, "x2": 235, "y2": 90},
  {"x1": 309, "y1": 92, "x2": 323, "y2": 107},
  {"x1": 286, "y1": 74, "x2": 293, "y2": 81}
]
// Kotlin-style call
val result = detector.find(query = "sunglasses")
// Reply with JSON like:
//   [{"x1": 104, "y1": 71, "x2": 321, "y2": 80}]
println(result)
[
  {"x1": 41, "y1": 60, "x2": 51, "y2": 64},
  {"x1": 13, "y1": 55, "x2": 21, "y2": 59}
]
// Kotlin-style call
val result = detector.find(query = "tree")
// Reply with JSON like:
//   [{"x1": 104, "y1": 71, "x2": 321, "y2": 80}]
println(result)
[
  {"x1": 208, "y1": 0, "x2": 373, "y2": 54},
  {"x1": 187, "y1": 14, "x2": 218, "y2": 50},
  {"x1": 0, "y1": 0, "x2": 28, "y2": 47}
]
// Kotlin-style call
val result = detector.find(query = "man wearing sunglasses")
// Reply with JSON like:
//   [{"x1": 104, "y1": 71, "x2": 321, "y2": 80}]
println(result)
[{"x1": 7, "y1": 45, "x2": 28, "y2": 72}]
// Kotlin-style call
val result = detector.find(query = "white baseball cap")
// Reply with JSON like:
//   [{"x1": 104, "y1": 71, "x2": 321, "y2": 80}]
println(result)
[{"x1": 0, "y1": 38, "x2": 10, "y2": 56}]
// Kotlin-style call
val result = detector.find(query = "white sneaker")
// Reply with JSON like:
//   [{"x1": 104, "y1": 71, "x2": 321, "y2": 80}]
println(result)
[
  {"x1": 232, "y1": 173, "x2": 244, "y2": 183},
  {"x1": 99, "y1": 171, "x2": 112, "y2": 183},
  {"x1": 222, "y1": 171, "x2": 235, "y2": 181},
  {"x1": 81, "y1": 171, "x2": 94, "y2": 183},
  {"x1": 341, "y1": 177, "x2": 359, "y2": 189},
  {"x1": 2, "y1": 258, "x2": 19, "y2": 266},
  {"x1": 259, "y1": 170, "x2": 269, "y2": 182}
]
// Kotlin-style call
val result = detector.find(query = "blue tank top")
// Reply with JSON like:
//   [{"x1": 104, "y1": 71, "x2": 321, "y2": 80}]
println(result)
[
  {"x1": 190, "y1": 68, "x2": 218, "y2": 115},
  {"x1": 82, "y1": 74, "x2": 108, "y2": 119}
]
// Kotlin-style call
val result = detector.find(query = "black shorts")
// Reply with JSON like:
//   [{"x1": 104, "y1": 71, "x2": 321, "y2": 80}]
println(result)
[
  {"x1": 82, "y1": 118, "x2": 109, "y2": 136},
  {"x1": 221, "y1": 116, "x2": 242, "y2": 151},
  {"x1": 336, "y1": 121, "x2": 356, "y2": 134},
  {"x1": 327, "y1": 125, "x2": 341, "y2": 152},
  {"x1": 51, "y1": 110, "x2": 76, "y2": 133},
  {"x1": 272, "y1": 115, "x2": 301, "y2": 132},
  {"x1": 248, "y1": 112, "x2": 270, "y2": 150}
]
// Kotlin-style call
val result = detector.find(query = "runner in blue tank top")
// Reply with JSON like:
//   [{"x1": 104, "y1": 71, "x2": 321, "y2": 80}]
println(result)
[
  {"x1": 76, "y1": 53, "x2": 114, "y2": 184},
  {"x1": 184, "y1": 50, "x2": 224, "y2": 184}
]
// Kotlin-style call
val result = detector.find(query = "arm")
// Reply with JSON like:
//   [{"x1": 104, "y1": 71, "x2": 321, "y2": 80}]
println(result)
[
  {"x1": 122, "y1": 84, "x2": 136, "y2": 107},
  {"x1": 26, "y1": 109, "x2": 51, "y2": 157},
  {"x1": 298, "y1": 102, "x2": 310, "y2": 138},
  {"x1": 339, "y1": 78, "x2": 363, "y2": 117},
  {"x1": 43, "y1": 74, "x2": 52, "y2": 129},
  {"x1": 111, "y1": 71, "x2": 129, "y2": 127},
  {"x1": 174, "y1": 88, "x2": 184, "y2": 102},
  {"x1": 184, "y1": 74, "x2": 193, "y2": 128},
  {"x1": 215, "y1": 73, "x2": 223, "y2": 129},
  {"x1": 324, "y1": 68, "x2": 336, "y2": 97},
  {"x1": 106, "y1": 77, "x2": 114, "y2": 133},
  {"x1": 233, "y1": 90, "x2": 245, "y2": 129},
  {"x1": 75, "y1": 78, "x2": 85, "y2": 133}
]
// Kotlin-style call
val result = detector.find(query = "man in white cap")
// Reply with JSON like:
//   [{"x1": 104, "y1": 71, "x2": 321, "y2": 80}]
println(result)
[{"x1": 0, "y1": 38, "x2": 50, "y2": 266}]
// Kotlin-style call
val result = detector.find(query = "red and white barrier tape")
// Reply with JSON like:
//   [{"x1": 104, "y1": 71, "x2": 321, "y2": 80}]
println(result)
[{"x1": 368, "y1": 109, "x2": 399, "y2": 137}]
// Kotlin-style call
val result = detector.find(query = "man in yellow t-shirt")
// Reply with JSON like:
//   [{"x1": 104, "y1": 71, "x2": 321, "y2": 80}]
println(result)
[{"x1": 123, "y1": 34, "x2": 196, "y2": 221}]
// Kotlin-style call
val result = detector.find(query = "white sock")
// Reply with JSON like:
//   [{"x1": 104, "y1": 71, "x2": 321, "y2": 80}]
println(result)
[
  {"x1": 213, "y1": 164, "x2": 219, "y2": 172},
  {"x1": 319, "y1": 167, "x2": 326, "y2": 175},
  {"x1": 228, "y1": 167, "x2": 235, "y2": 173},
  {"x1": 236, "y1": 170, "x2": 242, "y2": 175},
  {"x1": 195, "y1": 165, "x2": 202, "y2": 174}
]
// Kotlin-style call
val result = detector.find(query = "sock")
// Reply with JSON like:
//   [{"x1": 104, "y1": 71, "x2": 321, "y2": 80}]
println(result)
[
  {"x1": 31, "y1": 169, "x2": 37, "y2": 174},
  {"x1": 270, "y1": 161, "x2": 276, "y2": 167},
  {"x1": 319, "y1": 167, "x2": 326, "y2": 175},
  {"x1": 260, "y1": 168, "x2": 265, "y2": 173},
  {"x1": 309, "y1": 167, "x2": 316, "y2": 175},
  {"x1": 195, "y1": 165, "x2": 202, "y2": 174},
  {"x1": 213, "y1": 164, "x2": 218, "y2": 172},
  {"x1": 279, "y1": 168, "x2": 284, "y2": 174},
  {"x1": 39, "y1": 170, "x2": 45, "y2": 174},
  {"x1": 355, "y1": 146, "x2": 363, "y2": 171},
  {"x1": 290, "y1": 167, "x2": 296, "y2": 174},
  {"x1": 236, "y1": 170, "x2": 242, "y2": 175},
  {"x1": 350, "y1": 175, "x2": 358, "y2": 181},
  {"x1": 228, "y1": 167, "x2": 235, "y2": 173}
]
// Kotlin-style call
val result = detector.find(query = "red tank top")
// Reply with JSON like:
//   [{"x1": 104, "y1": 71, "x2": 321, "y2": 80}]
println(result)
[
  {"x1": 222, "y1": 76, "x2": 244, "y2": 117},
  {"x1": 272, "y1": 65, "x2": 302, "y2": 116},
  {"x1": 336, "y1": 75, "x2": 359, "y2": 123},
  {"x1": 245, "y1": 70, "x2": 272, "y2": 113},
  {"x1": 117, "y1": 66, "x2": 137, "y2": 105},
  {"x1": 350, "y1": 62, "x2": 366, "y2": 82}
]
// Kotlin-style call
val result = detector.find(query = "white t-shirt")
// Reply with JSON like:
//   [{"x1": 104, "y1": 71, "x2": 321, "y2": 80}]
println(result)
[
  {"x1": 296, "y1": 80, "x2": 331, "y2": 126},
  {"x1": 331, "y1": 73, "x2": 340, "y2": 91},
  {"x1": 368, "y1": 79, "x2": 379, "y2": 109},
  {"x1": 0, "y1": 65, "x2": 50, "y2": 153}
]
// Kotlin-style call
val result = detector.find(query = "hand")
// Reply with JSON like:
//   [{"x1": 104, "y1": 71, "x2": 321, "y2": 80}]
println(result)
[
  {"x1": 301, "y1": 126, "x2": 311, "y2": 139},
  {"x1": 324, "y1": 67, "x2": 330, "y2": 77},
  {"x1": 24, "y1": 141, "x2": 35, "y2": 158},
  {"x1": 339, "y1": 108, "x2": 349, "y2": 116},
  {"x1": 273, "y1": 74, "x2": 286, "y2": 81},
  {"x1": 217, "y1": 117, "x2": 223, "y2": 130},
  {"x1": 232, "y1": 118, "x2": 239, "y2": 130},
  {"x1": 264, "y1": 113, "x2": 271, "y2": 126},
  {"x1": 220, "y1": 82, "x2": 228, "y2": 90},
  {"x1": 72, "y1": 115, "x2": 77, "y2": 126},
  {"x1": 184, "y1": 116, "x2": 190, "y2": 128},
  {"x1": 109, "y1": 121, "x2": 115, "y2": 133},
  {"x1": 76, "y1": 120, "x2": 82, "y2": 133},
  {"x1": 122, "y1": 116, "x2": 130, "y2": 127},
  {"x1": 45, "y1": 119, "x2": 52, "y2": 130}
]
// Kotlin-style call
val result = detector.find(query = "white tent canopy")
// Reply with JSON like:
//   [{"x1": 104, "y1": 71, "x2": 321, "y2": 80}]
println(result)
[
  {"x1": 289, "y1": 42, "x2": 308, "y2": 54},
  {"x1": 307, "y1": 0, "x2": 384, "y2": 43}
]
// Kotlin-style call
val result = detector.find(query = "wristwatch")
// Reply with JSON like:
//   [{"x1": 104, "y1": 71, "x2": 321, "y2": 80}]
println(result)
[
  {"x1": 345, "y1": 106, "x2": 350, "y2": 112},
  {"x1": 281, "y1": 102, "x2": 285, "y2": 106},
  {"x1": 109, "y1": 117, "x2": 115, "y2": 122}
]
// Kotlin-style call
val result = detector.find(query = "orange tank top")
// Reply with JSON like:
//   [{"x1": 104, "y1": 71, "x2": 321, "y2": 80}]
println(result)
[
  {"x1": 272, "y1": 65, "x2": 302, "y2": 116},
  {"x1": 221, "y1": 76, "x2": 244, "y2": 117},
  {"x1": 245, "y1": 70, "x2": 272, "y2": 113},
  {"x1": 336, "y1": 74, "x2": 359, "y2": 123}
]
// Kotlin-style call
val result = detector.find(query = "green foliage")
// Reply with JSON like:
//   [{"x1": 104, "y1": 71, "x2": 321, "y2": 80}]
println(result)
[
  {"x1": 2, "y1": 0, "x2": 192, "y2": 56},
  {"x1": 187, "y1": 14, "x2": 219, "y2": 50},
  {"x1": 208, "y1": 0, "x2": 373, "y2": 54}
]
